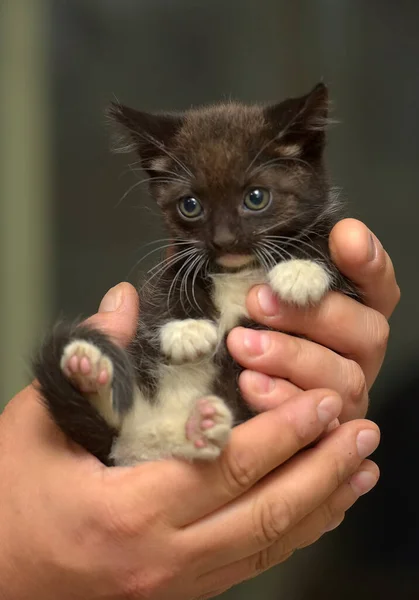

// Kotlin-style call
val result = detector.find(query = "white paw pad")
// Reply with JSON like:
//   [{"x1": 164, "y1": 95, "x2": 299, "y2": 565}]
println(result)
[
  {"x1": 160, "y1": 319, "x2": 218, "y2": 363},
  {"x1": 268, "y1": 259, "x2": 330, "y2": 306},
  {"x1": 185, "y1": 396, "x2": 233, "y2": 459},
  {"x1": 60, "y1": 340, "x2": 113, "y2": 394}
]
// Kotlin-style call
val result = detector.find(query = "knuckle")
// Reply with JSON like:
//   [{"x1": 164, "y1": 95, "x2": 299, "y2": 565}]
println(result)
[
  {"x1": 368, "y1": 310, "x2": 390, "y2": 355},
  {"x1": 322, "y1": 513, "x2": 345, "y2": 536},
  {"x1": 220, "y1": 445, "x2": 260, "y2": 497},
  {"x1": 254, "y1": 495, "x2": 294, "y2": 547},
  {"x1": 253, "y1": 544, "x2": 294, "y2": 575},
  {"x1": 120, "y1": 567, "x2": 174, "y2": 600},
  {"x1": 282, "y1": 334, "x2": 301, "y2": 364},
  {"x1": 345, "y1": 359, "x2": 367, "y2": 405},
  {"x1": 330, "y1": 451, "x2": 351, "y2": 488},
  {"x1": 96, "y1": 489, "x2": 157, "y2": 542},
  {"x1": 270, "y1": 334, "x2": 300, "y2": 373},
  {"x1": 318, "y1": 501, "x2": 337, "y2": 531},
  {"x1": 394, "y1": 283, "x2": 401, "y2": 307}
]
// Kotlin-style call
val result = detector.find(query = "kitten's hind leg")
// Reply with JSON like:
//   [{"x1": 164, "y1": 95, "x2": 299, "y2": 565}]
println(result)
[
  {"x1": 34, "y1": 323, "x2": 136, "y2": 465},
  {"x1": 60, "y1": 340, "x2": 117, "y2": 427},
  {"x1": 185, "y1": 395, "x2": 233, "y2": 457},
  {"x1": 112, "y1": 384, "x2": 233, "y2": 465}
]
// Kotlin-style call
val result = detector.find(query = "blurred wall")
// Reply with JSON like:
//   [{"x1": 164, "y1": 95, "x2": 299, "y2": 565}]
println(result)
[
  {"x1": 0, "y1": 0, "x2": 51, "y2": 403},
  {"x1": 1, "y1": 1, "x2": 418, "y2": 598}
]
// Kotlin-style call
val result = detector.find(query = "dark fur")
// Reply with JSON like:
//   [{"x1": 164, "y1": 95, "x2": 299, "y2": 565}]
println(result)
[{"x1": 34, "y1": 83, "x2": 359, "y2": 464}]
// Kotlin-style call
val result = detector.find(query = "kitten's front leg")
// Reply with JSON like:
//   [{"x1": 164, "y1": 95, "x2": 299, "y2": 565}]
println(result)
[
  {"x1": 268, "y1": 259, "x2": 331, "y2": 306},
  {"x1": 160, "y1": 319, "x2": 218, "y2": 364}
]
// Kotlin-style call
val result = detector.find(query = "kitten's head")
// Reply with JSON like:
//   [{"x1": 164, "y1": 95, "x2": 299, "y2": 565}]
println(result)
[{"x1": 109, "y1": 83, "x2": 334, "y2": 272}]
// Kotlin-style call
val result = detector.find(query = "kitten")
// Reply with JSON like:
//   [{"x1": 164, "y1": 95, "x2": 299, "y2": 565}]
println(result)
[{"x1": 34, "y1": 83, "x2": 357, "y2": 466}]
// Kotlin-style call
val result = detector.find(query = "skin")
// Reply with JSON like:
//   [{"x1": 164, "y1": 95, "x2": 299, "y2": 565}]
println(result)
[
  {"x1": 0, "y1": 220, "x2": 398, "y2": 599},
  {"x1": 228, "y1": 219, "x2": 400, "y2": 422}
]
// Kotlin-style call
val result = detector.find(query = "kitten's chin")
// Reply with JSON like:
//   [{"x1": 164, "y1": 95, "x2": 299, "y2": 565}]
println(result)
[{"x1": 215, "y1": 254, "x2": 254, "y2": 268}]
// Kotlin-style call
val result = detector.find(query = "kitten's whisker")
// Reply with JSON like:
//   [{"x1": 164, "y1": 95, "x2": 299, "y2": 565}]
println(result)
[
  {"x1": 161, "y1": 250, "x2": 197, "y2": 312},
  {"x1": 191, "y1": 256, "x2": 206, "y2": 314},
  {"x1": 128, "y1": 162, "x2": 190, "y2": 184},
  {"x1": 260, "y1": 241, "x2": 292, "y2": 264},
  {"x1": 142, "y1": 248, "x2": 196, "y2": 291},
  {"x1": 257, "y1": 218, "x2": 297, "y2": 236},
  {"x1": 182, "y1": 253, "x2": 202, "y2": 315},
  {"x1": 130, "y1": 243, "x2": 193, "y2": 278},
  {"x1": 265, "y1": 235, "x2": 325, "y2": 259},
  {"x1": 254, "y1": 248, "x2": 271, "y2": 273},
  {"x1": 167, "y1": 257, "x2": 189, "y2": 313},
  {"x1": 179, "y1": 252, "x2": 199, "y2": 315},
  {"x1": 147, "y1": 245, "x2": 195, "y2": 274},
  {"x1": 139, "y1": 238, "x2": 194, "y2": 250},
  {"x1": 116, "y1": 176, "x2": 185, "y2": 208}
]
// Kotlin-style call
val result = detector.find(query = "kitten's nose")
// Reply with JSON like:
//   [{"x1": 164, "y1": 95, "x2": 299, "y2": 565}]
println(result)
[{"x1": 213, "y1": 226, "x2": 236, "y2": 250}]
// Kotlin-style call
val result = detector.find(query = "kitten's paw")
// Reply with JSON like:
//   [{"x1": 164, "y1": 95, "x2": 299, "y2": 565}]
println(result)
[
  {"x1": 185, "y1": 395, "x2": 233, "y2": 460},
  {"x1": 60, "y1": 340, "x2": 113, "y2": 393},
  {"x1": 160, "y1": 319, "x2": 218, "y2": 364},
  {"x1": 268, "y1": 259, "x2": 330, "y2": 306}
]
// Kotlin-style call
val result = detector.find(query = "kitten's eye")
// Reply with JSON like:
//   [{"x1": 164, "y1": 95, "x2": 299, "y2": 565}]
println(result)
[
  {"x1": 243, "y1": 188, "x2": 271, "y2": 211},
  {"x1": 178, "y1": 196, "x2": 203, "y2": 219}
]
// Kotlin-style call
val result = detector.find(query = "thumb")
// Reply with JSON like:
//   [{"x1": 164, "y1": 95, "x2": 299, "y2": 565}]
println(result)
[{"x1": 84, "y1": 282, "x2": 139, "y2": 347}]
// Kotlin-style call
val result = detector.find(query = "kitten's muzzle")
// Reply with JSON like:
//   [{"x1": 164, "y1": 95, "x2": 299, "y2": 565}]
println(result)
[{"x1": 212, "y1": 225, "x2": 237, "y2": 251}]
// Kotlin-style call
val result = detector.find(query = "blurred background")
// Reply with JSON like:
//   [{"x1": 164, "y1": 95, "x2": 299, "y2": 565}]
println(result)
[{"x1": 1, "y1": 1, "x2": 418, "y2": 598}]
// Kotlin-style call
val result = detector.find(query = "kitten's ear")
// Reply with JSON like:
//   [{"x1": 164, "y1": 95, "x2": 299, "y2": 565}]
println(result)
[
  {"x1": 107, "y1": 102, "x2": 184, "y2": 174},
  {"x1": 265, "y1": 83, "x2": 330, "y2": 158}
]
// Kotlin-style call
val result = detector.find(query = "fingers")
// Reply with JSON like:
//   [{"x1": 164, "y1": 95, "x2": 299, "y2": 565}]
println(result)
[
  {"x1": 238, "y1": 370, "x2": 300, "y2": 410},
  {"x1": 197, "y1": 459, "x2": 379, "y2": 593},
  {"x1": 115, "y1": 389, "x2": 343, "y2": 527},
  {"x1": 274, "y1": 459, "x2": 379, "y2": 550},
  {"x1": 243, "y1": 287, "x2": 389, "y2": 389},
  {"x1": 84, "y1": 282, "x2": 139, "y2": 347},
  {"x1": 188, "y1": 420, "x2": 379, "y2": 571},
  {"x1": 228, "y1": 328, "x2": 368, "y2": 421},
  {"x1": 329, "y1": 218, "x2": 400, "y2": 319}
]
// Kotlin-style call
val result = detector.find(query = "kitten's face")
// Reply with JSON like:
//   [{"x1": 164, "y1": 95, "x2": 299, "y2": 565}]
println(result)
[{"x1": 110, "y1": 84, "x2": 331, "y2": 272}]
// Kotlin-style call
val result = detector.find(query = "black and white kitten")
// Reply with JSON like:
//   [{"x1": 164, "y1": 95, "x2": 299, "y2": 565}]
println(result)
[{"x1": 34, "y1": 83, "x2": 357, "y2": 466}]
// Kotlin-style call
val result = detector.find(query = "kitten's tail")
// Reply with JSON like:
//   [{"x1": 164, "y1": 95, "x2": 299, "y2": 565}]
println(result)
[{"x1": 33, "y1": 322, "x2": 135, "y2": 466}]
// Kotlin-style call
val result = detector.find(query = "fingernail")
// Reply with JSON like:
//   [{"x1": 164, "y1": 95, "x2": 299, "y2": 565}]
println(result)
[
  {"x1": 350, "y1": 470, "x2": 378, "y2": 496},
  {"x1": 98, "y1": 285, "x2": 123, "y2": 313},
  {"x1": 317, "y1": 396, "x2": 342, "y2": 425},
  {"x1": 356, "y1": 429, "x2": 380, "y2": 459},
  {"x1": 257, "y1": 285, "x2": 280, "y2": 316},
  {"x1": 247, "y1": 371, "x2": 275, "y2": 394},
  {"x1": 243, "y1": 329, "x2": 270, "y2": 356},
  {"x1": 368, "y1": 233, "x2": 377, "y2": 261}
]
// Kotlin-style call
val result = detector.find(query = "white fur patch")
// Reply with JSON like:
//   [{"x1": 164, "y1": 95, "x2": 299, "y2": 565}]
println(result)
[
  {"x1": 160, "y1": 319, "x2": 218, "y2": 363},
  {"x1": 268, "y1": 259, "x2": 330, "y2": 306},
  {"x1": 112, "y1": 271, "x2": 269, "y2": 464},
  {"x1": 279, "y1": 143, "x2": 301, "y2": 157},
  {"x1": 150, "y1": 156, "x2": 170, "y2": 173},
  {"x1": 111, "y1": 360, "x2": 232, "y2": 464},
  {"x1": 211, "y1": 268, "x2": 265, "y2": 335}
]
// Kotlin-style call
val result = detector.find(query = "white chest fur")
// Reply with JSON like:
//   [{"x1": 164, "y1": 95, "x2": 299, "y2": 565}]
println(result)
[{"x1": 211, "y1": 268, "x2": 266, "y2": 336}]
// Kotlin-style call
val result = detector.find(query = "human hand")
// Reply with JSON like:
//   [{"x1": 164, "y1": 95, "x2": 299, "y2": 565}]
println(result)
[
  {"x1": 228, "y1": 219, "x2": 400, "y2": 422},
  {"x1": 0, "y1": 282, "x2": 380, "y2": 600}
]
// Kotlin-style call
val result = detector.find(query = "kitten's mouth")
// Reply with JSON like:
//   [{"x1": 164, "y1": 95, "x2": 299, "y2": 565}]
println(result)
[{"x1": 215, "y1": 254, "x2": 254, "y2": 268}]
